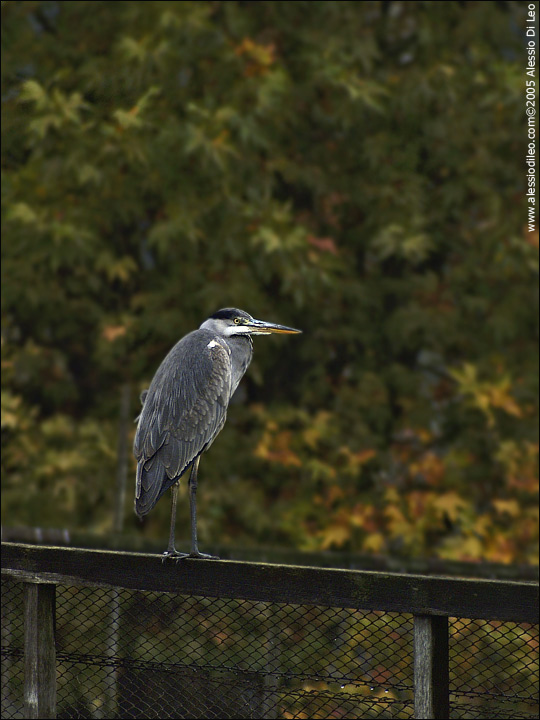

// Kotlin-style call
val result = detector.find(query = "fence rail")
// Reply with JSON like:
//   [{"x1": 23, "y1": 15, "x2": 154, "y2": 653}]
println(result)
[{"x1": 1, "y1": 541, "x2": 538, "y2": 719}]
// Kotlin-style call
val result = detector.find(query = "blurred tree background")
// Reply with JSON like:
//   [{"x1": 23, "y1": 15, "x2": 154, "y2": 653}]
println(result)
[{"x1": 1, "y1": 0, "x2": 538, "y2": 565}]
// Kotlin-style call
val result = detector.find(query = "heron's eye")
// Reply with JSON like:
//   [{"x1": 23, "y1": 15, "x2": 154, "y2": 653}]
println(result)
[{"x1": 233, "y1": 317, "x2": 242, "y2": 325}]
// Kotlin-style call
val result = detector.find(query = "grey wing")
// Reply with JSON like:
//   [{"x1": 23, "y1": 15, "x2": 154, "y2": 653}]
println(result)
[{"x1": 134, "y1": 337, "x2": 232, "y2": 516}]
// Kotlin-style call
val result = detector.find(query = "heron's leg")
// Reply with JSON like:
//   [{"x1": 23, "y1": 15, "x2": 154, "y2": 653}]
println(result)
[
  {"x1": 162, "y1": 481, "x2": 188, "y2": 561},
  {"x1": 188, "y1": 456, "x2": 219, "y2": 560}
]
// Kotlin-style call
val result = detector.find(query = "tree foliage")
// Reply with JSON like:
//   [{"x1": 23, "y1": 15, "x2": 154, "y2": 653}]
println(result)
[{"x1": 1, "y1": 0, "x2": 538, "y2": 564}]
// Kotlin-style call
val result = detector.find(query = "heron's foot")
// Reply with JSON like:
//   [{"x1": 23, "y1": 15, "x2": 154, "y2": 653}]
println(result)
[
  {"x1": 188, "y1": 550, "x2": 220, "y2": 560},
  {"x1": 162, "y1": 549, "x2": 189, "y2": 563}
]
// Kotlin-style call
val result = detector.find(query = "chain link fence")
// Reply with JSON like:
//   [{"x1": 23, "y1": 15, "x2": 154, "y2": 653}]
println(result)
[{"x1": 1, "y1": 573, "x2": 538, "y2": 719}]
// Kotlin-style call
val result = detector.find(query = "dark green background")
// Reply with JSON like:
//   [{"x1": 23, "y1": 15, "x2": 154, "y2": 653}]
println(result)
[{"x1": 1, "y1": 1, "x2": 538, "y2": 564}]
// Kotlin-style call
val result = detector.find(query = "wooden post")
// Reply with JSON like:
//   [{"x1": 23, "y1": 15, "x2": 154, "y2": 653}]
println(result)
[
  {"x1": 24, "y1": 582, "x2": 57, "y2": 719},
  {"x1": 413, "y1": 615, "x2": 449, "y2": 719}
]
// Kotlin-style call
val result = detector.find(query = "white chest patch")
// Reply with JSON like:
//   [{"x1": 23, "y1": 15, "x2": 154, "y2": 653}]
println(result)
[{"x1": 207, "y1": 340, "x2": 219, "y2": 349}]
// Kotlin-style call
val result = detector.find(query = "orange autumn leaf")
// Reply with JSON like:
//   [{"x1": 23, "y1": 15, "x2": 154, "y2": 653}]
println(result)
[
  {"x1": 102, "y1": 325, "x2": 127, "y2": 342},
  {"x1": 318, "y1": 523, "x2": 350, "y2": 550},
  {"x1": 307, "y1": 235, "x2": 339, "y2": 255},
  {"x1": 409, "y1": 451, "x2": 445, "y2": 486},
  {"x1": 432, "y1": 492, "x2": 470, "y2": 522},
  {"x1": 234, "y1": 37, "x2": 276, "y2": 76},
  {"x1": 492, "y1": 499, "x2": 521, "y2": 518},
  {"x1": 255, "y1": 429, "x2": 301, "y2": 467}
]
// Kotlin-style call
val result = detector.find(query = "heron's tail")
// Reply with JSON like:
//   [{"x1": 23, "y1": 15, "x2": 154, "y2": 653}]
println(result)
[{"x1": 135, "y1": 459, "x2": 170, "y2": 517}]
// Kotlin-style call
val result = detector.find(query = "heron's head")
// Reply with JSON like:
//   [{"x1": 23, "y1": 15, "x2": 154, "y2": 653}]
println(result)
[{"x1": 201, "y1": 308, "x2": 302, "y2": 337}]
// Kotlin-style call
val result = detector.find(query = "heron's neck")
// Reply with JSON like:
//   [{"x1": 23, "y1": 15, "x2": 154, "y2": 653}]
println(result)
[
  {"x1": 232, "y1": 333, "x2": 253, "y2": 353},
  {"x1": 229, "y1": 334, "x2": 253, "y2": 391}
]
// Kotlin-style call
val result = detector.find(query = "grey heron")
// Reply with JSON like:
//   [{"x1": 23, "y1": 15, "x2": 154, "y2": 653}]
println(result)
[{"x1": 134, "y1": 308, "x2": 302, "y2": 559}]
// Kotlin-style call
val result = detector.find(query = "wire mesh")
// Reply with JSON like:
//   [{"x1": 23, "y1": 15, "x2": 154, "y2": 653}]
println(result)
[
  {"x1": 1, "y1": 577, "x2": 24, "y2": 719},
  {"x1": 53, "y1": 586, "x2": 414, "y2": 719},
  {"x1": 449, "y1": 617, "x2": 539, "y2": 719},
  {"x1": 1, "y1": 575, "x2": 538, "y2": 719}
]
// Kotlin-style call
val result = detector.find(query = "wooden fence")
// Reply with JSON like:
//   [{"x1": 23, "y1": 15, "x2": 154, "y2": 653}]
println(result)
[{"x1": 1, "y1": 541, "x2": 538, "y2": 719}]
